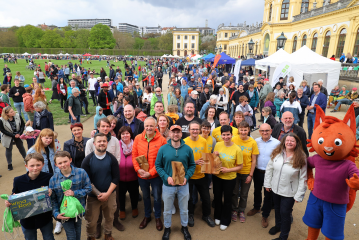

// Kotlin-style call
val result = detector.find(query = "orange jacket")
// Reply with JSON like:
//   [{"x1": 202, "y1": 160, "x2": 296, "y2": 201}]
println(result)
[{"x1": 132, "y1": 128, "x2": 167, "y2": 179}]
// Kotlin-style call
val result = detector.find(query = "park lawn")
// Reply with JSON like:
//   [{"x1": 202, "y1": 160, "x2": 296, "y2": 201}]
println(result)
[{"x1": 5, "y1": 58, "x2": 147, "y2": 125}]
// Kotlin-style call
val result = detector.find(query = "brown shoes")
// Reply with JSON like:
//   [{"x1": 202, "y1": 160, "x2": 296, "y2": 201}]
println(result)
[
  {"x1": 95, "y1": 223, "x2": 101, "y2": 239},
  {"x1": 87, "y1": 237, "x2": 95, "y2": 240},
  {"x1": 247, "y1": 208, "x2": 261, "y2": 216},
  {"x1": 261, "y1": 217, "x2": 269, "y2": 228},
  {"x1": 119, "y1": 211, "x2": 126, "y2": 220},
  {"x1": 139, "y1": 217, "x2": 152, "y2": 229},
  {"x1": 132, "y1": 209, "x2": 139, "y2": 218},
  {"x1": 104, "y1": 234, "x2": 114, "y2": 240},
  {"x1": 113, "y1": 218, "x2": 125, "y2": 231},
  {"x1": 155, "y1": 218, "x2": 163, "y2": 231}
]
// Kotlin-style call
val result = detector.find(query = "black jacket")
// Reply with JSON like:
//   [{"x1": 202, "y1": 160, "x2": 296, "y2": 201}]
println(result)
[
  {"x1": 100, "y1": 71, "x2": 107, "y2": 81},
  {"x1": 265, "y1": 115, "x2": 277, "y2": 130},
  {"x1": 109, "y1": 69, "x2": 115, "y2": 80},
  {"x1": 199, "y1": 92, "x2": 210, "y2": 107},
  {"x1": 98, "y1": 91, "x2": 111, "y2": 110},
  {"x1": 33, "y1": 110, "x2": 54, "y2": 131},
  {"x1": 272, "y1": 123, "x2": 309, "y2": 157},
  {"x1": 114, "y1": 117, "x2": 144, "y2": 138},
  {"x1": 63, "y1": 137, "x2": 90, "y2": 168}
]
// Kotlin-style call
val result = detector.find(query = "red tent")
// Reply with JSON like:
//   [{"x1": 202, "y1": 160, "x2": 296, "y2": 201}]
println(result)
[{"x1": 83, "y1": 53, "x2": 92, "y2": 56}]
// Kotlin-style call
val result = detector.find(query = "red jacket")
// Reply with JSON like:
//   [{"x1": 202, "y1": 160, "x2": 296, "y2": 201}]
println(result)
[
  {"x1": 57, "y1": 83, "x2": 67, "y2": 95},
  {"x1": 142, "y1": 76, "x2": 155, "y2": 86},
  {"x1": 22, "y1": 93, "x2": 34, "y2": 112}
]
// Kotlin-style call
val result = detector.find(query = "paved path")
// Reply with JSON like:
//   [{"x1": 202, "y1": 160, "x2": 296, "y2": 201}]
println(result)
[{"x1": 0, "y1": 74, "x2": 358, "y2": 239}]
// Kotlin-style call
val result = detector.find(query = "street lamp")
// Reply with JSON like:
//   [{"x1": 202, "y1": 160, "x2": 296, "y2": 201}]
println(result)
[
  {"x1": 215, "y1": 46, "x2": 218, "y2": 54},
  {"x1": 248, "y1": 39, "x2": 255, "y2": 54},
  {"x1": 277, "y1": 32, "x2": 287, "y2": 50},
  {"x1": 218, "y1": 46, "x2": 222, "y2": 53}
]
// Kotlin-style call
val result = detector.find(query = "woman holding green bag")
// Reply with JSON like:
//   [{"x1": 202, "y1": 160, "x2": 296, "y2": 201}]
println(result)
[{"x1": 49, "y1": 151, "x2": 92, "y2": 240}]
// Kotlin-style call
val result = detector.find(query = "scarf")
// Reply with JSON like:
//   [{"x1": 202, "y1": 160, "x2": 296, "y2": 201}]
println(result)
[
  {"x1": 35, "y1": 110, "x2": 47, "y2": 127},
  {"x1": 248, "y1": 90, "x2": 254, "y2": 98},
  {"x1": 121, "y1": 139, "x2": 133, "y2": 156}
]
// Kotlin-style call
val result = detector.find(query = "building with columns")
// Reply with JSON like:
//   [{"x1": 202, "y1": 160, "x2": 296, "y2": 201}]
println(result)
[
  {"x1": 216, "y1": 0, "x2": 359, "y2": 59},
  {"x1": 172, "y1": 28, "x2": 200, "y2": 56}
]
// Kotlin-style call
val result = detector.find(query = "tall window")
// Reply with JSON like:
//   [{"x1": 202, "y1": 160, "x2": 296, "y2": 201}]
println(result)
[
  {"x1": 191, "y1": 43, "x2": 195, "y2": 49},
  {"x1": 353, "y1": 29, "x2": 359, "y2": 57},
  {"x1": 184, "y1": 43, "x2": 188, "y2": 49},
  {"x1": 177, "y1": 43, "x2": 180, "y2": 48},
  {"x1": 336, "y1": 28, "x2": 347, "y2": 57},
  {"x1": 192, "y1": 36, "x2": 195, "y2": 40},
  {"x1": 292, "y1": 36, "x2": 297, "y2": 53},
  {"x1": 225, "y1": 33, "x2": 228, "y2": 38},
  {"x1": 224, "y1": 44, "x2": 227, "y2": 50},
  {"x1": 311, "y1": 33, "x2": 318, "y2": 52},
  {"x1": 280, "y1": 0, "x2": 290, "y2": 20},
  {"x1": 184, "y1": 35, "x2": 188, "y2": 40},
  {"x1": 322, "y1": 31, "x2": 331, "y2": 58},
  {"x1": 177, "y1": 35, "x2": 180, "y2": 39},
  {"x1": 302, "y1": 34, "x2": 307, "y2": 46},
  {"x1": 268, "y1": 4, "x2": 272, "y2": 21},
  {"x1": 301, "y1": 0, "x2": 309, "y2": 13}
]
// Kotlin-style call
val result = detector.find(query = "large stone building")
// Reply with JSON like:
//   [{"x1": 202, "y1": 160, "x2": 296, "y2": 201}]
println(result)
[
  {"x1": 216, "y1": 0, "x2": 359, "y2": 59},
  {"x1": 173, "y1": 28, "x2": 200, "y2": 56},
  {"x1": 68, "y1": 19, "x2": 112, "y2": 29}
]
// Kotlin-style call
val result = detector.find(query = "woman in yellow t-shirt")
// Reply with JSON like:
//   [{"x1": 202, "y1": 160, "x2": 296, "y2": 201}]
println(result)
[
  {"x1": 201, "y1": 120, "x2": 217, "y2": 189},
  {"x1": 231, "y1": 121, "x2": 259, "y2": 223},
  {"x1": 213, "y1": 125, "x2": 243, "y2": 231}
]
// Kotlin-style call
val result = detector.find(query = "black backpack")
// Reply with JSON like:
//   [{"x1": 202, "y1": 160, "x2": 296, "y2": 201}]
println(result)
[{"x1": 63, "y1": 96, "x2": 74, "y2": 113}]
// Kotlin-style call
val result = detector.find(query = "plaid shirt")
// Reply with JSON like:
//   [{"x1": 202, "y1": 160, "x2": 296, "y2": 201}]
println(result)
[{"x1": 49, "y1": 166, "x2": 92, "y2": 218}]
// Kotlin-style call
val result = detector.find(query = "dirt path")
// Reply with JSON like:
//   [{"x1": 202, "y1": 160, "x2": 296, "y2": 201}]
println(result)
[{"x1": 1, "y1": 74, "x2": 359, "y2": 239}]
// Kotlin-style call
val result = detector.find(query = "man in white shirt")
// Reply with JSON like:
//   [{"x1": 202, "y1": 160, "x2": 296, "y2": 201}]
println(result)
[{"x1": 88, "y1": 72, "x2": 98, "y2": 106}]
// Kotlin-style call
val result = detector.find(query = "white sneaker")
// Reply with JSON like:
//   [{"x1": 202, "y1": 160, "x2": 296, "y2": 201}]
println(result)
[
  {"x1": 220, "y1": 225, "x2": 228, "y2": 231},
  {"x1": 215, "y1": 219, "x2": 220, "y2": 226},
  {"x1": 172, "y1": 205, "x2": 176, "y2": 214},
  {"x1": 54, "y1": 222, "x2": 62, "y2": 234}
]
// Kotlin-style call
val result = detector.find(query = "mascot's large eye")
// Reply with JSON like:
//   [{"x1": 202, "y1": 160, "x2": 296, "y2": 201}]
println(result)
[
  {"x1": 318, "y1": 137, "x2": 324, "y2": 145},
  {"x1": 334, "y1": 138, "x2": 342, "y2": 146}
]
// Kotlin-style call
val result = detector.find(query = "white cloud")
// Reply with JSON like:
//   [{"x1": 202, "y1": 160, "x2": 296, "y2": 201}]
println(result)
[{"x1": 0, "y1": 0, "x2": 264, "y2": 30}]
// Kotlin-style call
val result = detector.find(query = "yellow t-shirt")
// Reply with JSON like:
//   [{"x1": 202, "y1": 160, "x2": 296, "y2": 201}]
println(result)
[
  {"x1": 184, "y1": 136, "x2": 208, "y2": 179},
  {"x1": 202, "y1": 135, "x2": 214, "y2": 153},
  {"x1": 211, "y1": 126, "x2": 239, "y2": 142},
  {"x1": 232, "y1": 136, "x2": 259, "y2": 174},
  {"x1": 214, "y1": 142, "x2": 243, "y2": 180}
]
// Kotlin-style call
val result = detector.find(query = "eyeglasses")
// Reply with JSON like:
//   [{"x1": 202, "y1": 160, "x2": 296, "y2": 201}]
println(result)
[
  {"x1": 190, "y1": 129, "x2": 200, "y2": 131},
  {"x1": 156, "y1": 91, "x2": 161, "y2": 92},
  {"x1": 259, "y1": 130, "x2": 271, "y2": 133}
]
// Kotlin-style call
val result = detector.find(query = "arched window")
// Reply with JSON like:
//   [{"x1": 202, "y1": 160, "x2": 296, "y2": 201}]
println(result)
[
  {"x1": 353, "y1": 29, "x2": 359, "y2": 57},
  {"x1": 301, "y1": 0, "x2": 309, "y2": 13},
  {"x1": 322, "y1": 31, "x2": 331, "y2": 58},
  {"x1": 301, "y1": 34, "x2": 307, "y2": 46},
  {"x1": 280, "y1": 0, "x2": 290, "y2": 20},
  {"x1": 311, "y1": 33, "x2": 318, "y2": 52},
  {"x1": 292, "y1": 36, "x2": 297, "y2": 53},
  {"x1": 268, "y1": 4, "x2": 272, "y2": 21},
  {"x1": 336, "y1": 28, "x2": 347, "y2": 57}
]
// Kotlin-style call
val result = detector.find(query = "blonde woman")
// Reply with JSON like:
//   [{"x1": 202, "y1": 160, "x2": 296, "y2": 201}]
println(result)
[
  {"x1": 286, "y1": 76, "x2": 296, "y2": 89},
  {"x1": 300, "y1": 80, "x2": 310, "y2": 97}
]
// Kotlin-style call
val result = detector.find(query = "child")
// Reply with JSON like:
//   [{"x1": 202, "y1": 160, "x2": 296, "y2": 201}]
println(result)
[
  {"x1": 166, "y1": 104, "x2": 180, "y2": 123},
  {"x1": 94, "y1": 106, "x2": 106, "y2": 129},
  {"x1": 5, "y1": 153, "x2": 55, "y2": 240},
  {"x1": 49, "y1": 151, "x2": 92, "y2": 240},
  {"x1": 53, "y1": 131, "x2": 61, "y2": 151},
  {"x1": 20, "y1": 126, "x2": 41, "y2": 149}
]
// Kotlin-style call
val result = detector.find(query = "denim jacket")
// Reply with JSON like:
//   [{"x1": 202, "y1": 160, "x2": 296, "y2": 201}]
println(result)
[{"x1": 27, "y1": 147, "x2": 59, "y2": 174}]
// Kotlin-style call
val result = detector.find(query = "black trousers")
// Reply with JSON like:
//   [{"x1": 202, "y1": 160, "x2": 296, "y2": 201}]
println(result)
[
  {"x1": 298, "y1": 114, "x2": 305, "y2": 128},
  {"x1": 158, "y1": 78, "x2": 162, "y2": 89},
  {"x1": 259, "y1": 99, "x2": 264, "y2": 121},
  {"x1": 253, "y1": 168, "x2": 272, "y2": 218},
  {"x1": 188, "y1": 177, "x2": 211, "y2": 217},
  {"x1": 59, "y1": 94, "x2": 66, "y2": 108},
  {"x1": 272, "y1": 192, "x2": 295, "y2": 240},
  {"x1": 103, "y1": 109, "x2": 112, "y2": 116},
  {"x1": 213, "y1": 175, "x2": 236, "y2": 226},
  {"x1": 117, "y1": 180, "x2": 139, "y2": 212},
  {"x1": 80, "y1": 96, "x2": 89, "y2": 113},
  {"x1": 89, "y1": 90, "x2": 97, "y2": 106}
]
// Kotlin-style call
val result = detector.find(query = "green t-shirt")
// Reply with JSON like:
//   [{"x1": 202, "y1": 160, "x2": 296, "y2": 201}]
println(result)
[
  {"x1": 68, "y1": 96, "x2": 82, "y2": 116},
  {"x1": 0, "y1": 93, "x2": 10, "y2": 105}
]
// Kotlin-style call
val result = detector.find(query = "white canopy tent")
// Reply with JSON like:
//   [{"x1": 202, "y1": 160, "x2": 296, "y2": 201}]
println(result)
[
  {"x1": 160, "y1": 54, "x2": 168, "y2": 59},
  {"x1": 255, "y1": 48, "x2": 290, "y2": 68},
  {"x1": 42, "y1": 53, "x2": 49, "y2": 56},
  {"x1": 65, "y1": 53, "x2": 70, "y2": 56},
  {"x1": 286, "y1": 46, "x2": 341, "y2": 92},
  {"x1": 22, "y1": 52, "x2": 30, "y2": 56}
]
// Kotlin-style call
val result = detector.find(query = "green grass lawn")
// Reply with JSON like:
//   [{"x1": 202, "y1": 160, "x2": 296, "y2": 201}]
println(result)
[{"x1": 4, "y1": 58, "x2": 147, "y2": 125}]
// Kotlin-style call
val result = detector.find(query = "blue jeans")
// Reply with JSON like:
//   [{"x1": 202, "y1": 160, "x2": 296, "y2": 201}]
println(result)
[
  {"x1": 307, "y1": 112, "x2": 316, "y2": 139},
  {"x1": 62, "y1": 218, "x2": 82, "y2": 240},
  {"x1": 334, "y1": 98, "x2": 352, "y2": 110},
  {"x1": 14, "y1": 102, "x2": 29, "y2": 121},
  {"x1": 22, "y1": 221, "x2": 55, "y2": 240},
  {"x1": 162, "y1": 184, "x2": 189, "y2": 228},
  {"x1": 138, "y1": 177, "x2": 162, "y2": 218},
  {"x1": 71, "y1": 115, "x2": 80, "y2": 124}
]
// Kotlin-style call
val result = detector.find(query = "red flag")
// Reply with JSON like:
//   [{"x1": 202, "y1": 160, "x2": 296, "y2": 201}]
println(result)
[{"x1": 213, "y1": 55, "x2": 221, "y2": 67}]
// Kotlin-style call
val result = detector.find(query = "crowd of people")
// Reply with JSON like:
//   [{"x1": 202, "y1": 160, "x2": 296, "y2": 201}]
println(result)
[{"x1": 1, "y1": 57, "x2": 359, "y2": 240}]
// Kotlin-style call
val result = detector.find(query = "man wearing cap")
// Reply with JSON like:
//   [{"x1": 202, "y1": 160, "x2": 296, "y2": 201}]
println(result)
[
  {"x1": 258, "y1": 78, "x2": 273, "y2": 122},
  {"x1": 155, "y1": 125, "x2": 196, "y2": 240},
  {"x1": 188, "y1": 76, "x2": 197, "y2": 89},
  {"x1": 187, "y1": 90, "x2": 200, "y2": 117},
  {"x1": 88, "y1": 72, "x2": 98, "y2": 106},
  {"x1": 98, "y1": 82, "x2": 112, "y2": 116}
]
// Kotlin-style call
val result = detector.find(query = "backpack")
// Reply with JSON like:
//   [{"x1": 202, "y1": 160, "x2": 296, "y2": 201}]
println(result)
[{"x1": 63, "y1": 96, "x2": 74, "y2": 113}]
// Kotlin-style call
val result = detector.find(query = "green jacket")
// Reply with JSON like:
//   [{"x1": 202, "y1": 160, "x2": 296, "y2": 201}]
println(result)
[
  {"x1": 155, "y1": 139, "x2": 196, "y2": 186},
  {"x1": 259, "y1": 83, "x2": 273, "y2": 101},
  {"x1": 150, "y1": 94, "x2": 165, "y2": 115},
  {"x1": 169, "y1": 95, "x2": 184, "y2": 113}
]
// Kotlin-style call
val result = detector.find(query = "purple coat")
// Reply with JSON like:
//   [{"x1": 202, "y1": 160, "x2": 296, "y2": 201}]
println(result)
[{"x1": 119, "y1": 141, "x2": 138, "y2": 182}]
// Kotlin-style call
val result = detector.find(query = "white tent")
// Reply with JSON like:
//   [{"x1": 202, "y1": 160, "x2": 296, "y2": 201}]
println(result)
[
  {"x1": 22, "y1": 52, "x2": 30, "y2": 56},
  {"x1": 286, "y1": 46, "x2": 341, "y2": 92},
  {"x1": 160, "y1": 54, "x2": 168, "y2": 59},
  {"x1": 255, "y1": 48, "x2": 290, "y2": 67},
  {"x1": 58, "y1": 53, "x2": 63, "y2": 56},
  {"x1": 65, "y1": 53, "x2": 70, "y2": 56},
  {"x1": 42, "y1": 53, "x2": 49, "y2": 56}
]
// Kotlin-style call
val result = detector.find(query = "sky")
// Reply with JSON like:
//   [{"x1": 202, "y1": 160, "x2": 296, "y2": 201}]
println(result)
[{"x1": 0, "y1": 0, "x2": 264, "y2": 30}]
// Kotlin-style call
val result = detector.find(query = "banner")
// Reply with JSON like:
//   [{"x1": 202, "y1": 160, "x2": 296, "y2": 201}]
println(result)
[
  {"x1": 271, "y1": 62, "x2": 291, "y2": 88},
  {"x1": 233, "y1": 60, "x2": 242, "y2": 84},
  {"x1": 213, "y1": 55, "x2": 221, "y2": 68},
  {"x1": 255, "y1": 64, "x2": 267, "y2": 71}
]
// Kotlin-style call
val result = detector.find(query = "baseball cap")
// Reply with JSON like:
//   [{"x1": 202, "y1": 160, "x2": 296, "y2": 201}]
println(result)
[
  {"x1": 97, "y1": 77, "x2": 101, "y2": 80},
  {"x1": 170, "y1": 125, "x2": 182, "y2": 131},
  {"x1": 26, "y1": 126, "x2": 34, "y2": 132},
  {"x1": 191, "y1": 76, "x2": 194, "y2": 79},
  {"x1": 264, "y1": 78, "x2": 269, "y2": 81},
  {"x1": 102, "y1": 83, "x2": 110, "y2": 88},
  {"x1": 191, "y1": 90, "x2": 199, "y2": 95},
  {"x1": 135, "y1": 83, "x2": 140, "y2": 86},
  {"x1": 353, "y1": 87, "x2": 358, "y2": 91}
]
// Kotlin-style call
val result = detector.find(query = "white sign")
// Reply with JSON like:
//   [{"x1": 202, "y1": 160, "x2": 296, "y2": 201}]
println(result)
[
  {"x1": 271, "y1": 62, "x2": 291, "y2": 88},
  {"x1": 233, "y1": 60, "x2": 242, "y2": 84}
]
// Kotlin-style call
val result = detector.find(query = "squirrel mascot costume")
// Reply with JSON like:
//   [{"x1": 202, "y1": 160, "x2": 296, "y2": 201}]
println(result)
[{"x1": 303, "y1": 104, "x2": 359, "y2": 240}]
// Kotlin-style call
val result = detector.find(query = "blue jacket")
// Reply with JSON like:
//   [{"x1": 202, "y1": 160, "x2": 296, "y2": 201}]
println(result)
[
  {"x1": 246, "y1": 89, "x2": 259, "y2": 108},
  {"x1": 296, "y1": 95, "x2": 310, "y2": 116},
  {"x1": 27, "y1": 147, "x2": 59, "y2": 174},
  {"x1": 302, "y1": 86, "x2": 311, "y2": 97},
  {"x1": 200, "y1": 101, "x2": 212, "y2": 119},
  {"x1": 309, "y1": 92, "x2": 327, "y2": 113},
  {"x1": 32, "y1": 109, "x2": 54, "y2": 131},
  {"x1": 108, "y1": 88, "x2": 118, "y2": 102},
  {"x1": 274, "y1": 97, "x2": 284, "y2": 118}
]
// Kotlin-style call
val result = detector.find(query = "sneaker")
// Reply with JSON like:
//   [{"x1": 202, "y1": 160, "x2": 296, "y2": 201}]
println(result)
[
  {"x1": 261, "y1": 217, "x2": 269, "y2": 228},
  {"x1": 171, "y1": 205, "x2": 176, "y2": 215},
  {"x1": 239, "y1": 212, "x2": 246, "y2": 223},
  {"x1": 181, "y1": 226, "x2": 191, "y2": 240},
  {"x1": 202, "y1": 216, "x2": 215, "y2": 227},
  {"x1": 231, "y1": 211, "x2": 238, "y2": 222},
  {"x1": 8, "y1": 164, "x2": 13, "y2": 171},
  {"x1": 269, "y1": 226, "x2": 281, "y2": 235},
  {"x1": 219, "y1": 225, "x2": 228, "y2": 231},
  {"x1": 162, "y1": 228, "x2": 171, "y2": 240},
  {"x1": 54, "y1": 222, "x2": 62, "y2": 234},
  {"x1": 188, "y1": 214, "x2": 194, "y2": 227},
  {"x1": 215, "y1": 219, "x2": 220, "y2": 226},
  {"x1": 247, "y1": 208, "x2": 261, "y2": 216},
  {"x1": 330, "y1": 109, "x2": 338, "y2": 112}
]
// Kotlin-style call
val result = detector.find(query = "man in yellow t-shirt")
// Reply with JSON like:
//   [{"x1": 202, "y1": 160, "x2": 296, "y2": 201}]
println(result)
[
  {"x1": 184, "y1": 121, "x2": 215, "y2": 228},
  {"x1": 231, "y1": 121, "x2": 259, "y2": 223},
  {"x1": 211, "y1": 112, "x2": 238, "y2": 142}
]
